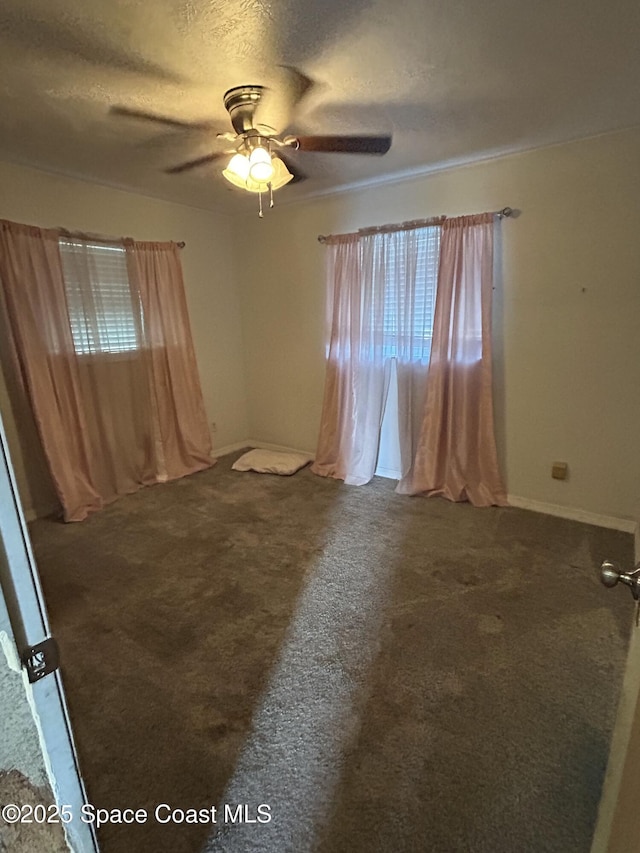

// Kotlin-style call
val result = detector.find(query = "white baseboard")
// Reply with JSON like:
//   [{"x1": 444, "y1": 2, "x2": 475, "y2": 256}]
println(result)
[
  {"x1": 248, "y1": 439, "x2": 316, "y2": 457},
  {"x1": 212, "y1": 443, "x2": 636, "y2": 534},
  {"x1": 211, "y1": 440, "x2": 252, "y2": 458},
  {"x1": 507, "y1": 494, "x2": 636, "y2": 533},
  {"x1": 213, "y1": 440, "x2": 316, "y2": 459}
]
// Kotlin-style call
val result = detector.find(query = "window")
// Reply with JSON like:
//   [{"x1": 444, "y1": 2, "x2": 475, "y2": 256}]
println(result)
[
  {"x1": 379, "y1": 226, "x2": 440, "y2": 361},
  {"x1": 355, "y1": 225, "x2": 440, "y2": 363},
  {"x1": 59, "y1": 240, "x2": 142, "y2": 355}
]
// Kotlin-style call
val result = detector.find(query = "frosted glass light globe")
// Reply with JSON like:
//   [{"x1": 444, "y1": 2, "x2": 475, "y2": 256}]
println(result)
[{"x1": 248, "y1": 147, "x2": 275, "y2": 182}]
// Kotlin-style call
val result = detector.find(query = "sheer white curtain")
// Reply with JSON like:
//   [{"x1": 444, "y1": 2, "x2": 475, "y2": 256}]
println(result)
[
  {"x1": 388, "y1": 227, "x2": 440, "y2": 480},
  {"x1": 312, "y1": 224, "x2": 440, "y2": 485}
]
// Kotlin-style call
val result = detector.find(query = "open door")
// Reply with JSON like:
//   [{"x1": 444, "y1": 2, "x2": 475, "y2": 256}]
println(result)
[
  {"x1": 591, "y1": 528, "x2": 640, "y2": 853},
  {"x1": 0, "y1": 411, "x2": 98, "y2": 853}
]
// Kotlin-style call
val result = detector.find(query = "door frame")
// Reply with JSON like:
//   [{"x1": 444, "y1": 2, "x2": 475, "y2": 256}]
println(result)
[
  {"x1": 590, "y1": 525, "x2": 640, "y2": 853},
  {"x1": 0, "y1": 411, "x2": 98, "y2": 853}
]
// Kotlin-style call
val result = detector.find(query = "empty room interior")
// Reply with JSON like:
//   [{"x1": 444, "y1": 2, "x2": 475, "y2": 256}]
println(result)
[{"x1": 1, "y1": 1, "x2": 640, "y2": 852}]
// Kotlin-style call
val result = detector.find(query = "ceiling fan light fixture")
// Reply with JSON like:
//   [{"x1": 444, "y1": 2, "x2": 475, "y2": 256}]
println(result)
[
  {"x1": 219, "y1": 131, "x2": 295, "y2": 215},
  {"x1": 243, "y1": 157, "x2": 293, "y2": 194},
  {"x1": 248, "y1": 145, "x2": 275, "y2": 182},
  {"x1": 269, "y1": 156, "x2": 294, "y2": 190},
  {"x1": 222, "y1": 152, "x2": 251, "y2": 188}
]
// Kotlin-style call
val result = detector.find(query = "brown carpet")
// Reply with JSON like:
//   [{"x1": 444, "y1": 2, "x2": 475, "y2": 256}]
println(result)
[{"x1": 29, "y1": 451, "x2": 633, "y2": 853}]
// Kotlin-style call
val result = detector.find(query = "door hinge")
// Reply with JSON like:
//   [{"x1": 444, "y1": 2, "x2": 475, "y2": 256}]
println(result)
[{"x1": 21, "y1": 637, "x2": 60, "y2": 683}]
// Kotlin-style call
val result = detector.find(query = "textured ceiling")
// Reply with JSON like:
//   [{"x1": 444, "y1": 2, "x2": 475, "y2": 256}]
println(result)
[{"x1": 0, "y1": 0, "x2": 639, "y2": 215}]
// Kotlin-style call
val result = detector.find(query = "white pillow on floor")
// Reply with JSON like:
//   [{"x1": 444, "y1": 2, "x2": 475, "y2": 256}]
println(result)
[{"x1": 231, "y1": 449, "x2": 314, "y2": 476}]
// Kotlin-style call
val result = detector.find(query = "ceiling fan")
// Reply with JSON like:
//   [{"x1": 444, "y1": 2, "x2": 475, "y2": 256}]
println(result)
[{"x1": 111, "y1": 69, "x2": 392, "y2": 215}]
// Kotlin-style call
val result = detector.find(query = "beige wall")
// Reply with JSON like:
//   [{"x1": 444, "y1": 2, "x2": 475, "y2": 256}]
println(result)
[
  {"x1": 2, "y1": 129, "x2": 639, "y2": 524},
  {"x1": 0, "y1": 160, "x2": 249, "y2": 516},
  {"x1": 235, "y1": 127, "x2": 640, "y2": 523}
]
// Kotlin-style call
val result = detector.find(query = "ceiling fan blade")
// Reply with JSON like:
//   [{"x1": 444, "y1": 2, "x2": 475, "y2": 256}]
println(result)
[
  {"x1": 111, "y1": 105, "x2": 217, "y2": 131},
  {"x1": 296, "y1": 135, "x2": 392, "y2": 154},
  {"x1": 165, "y1": 152, "x2": 229, "y2": 174},
  {"x1": 278, "y1": 150, "x2": 306, "y2": 184},
  {"x1": 254, "y1": 66, "x2": 314, "y2": 133}
]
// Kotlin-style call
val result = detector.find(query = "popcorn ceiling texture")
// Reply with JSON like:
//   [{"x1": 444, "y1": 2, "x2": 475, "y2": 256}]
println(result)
[
  {"x1": 0, "y1": 0, "x2": 639, "y2": 212},
  {"x1": 29, "y1": 450, "x2": 632, "y2": 853}
]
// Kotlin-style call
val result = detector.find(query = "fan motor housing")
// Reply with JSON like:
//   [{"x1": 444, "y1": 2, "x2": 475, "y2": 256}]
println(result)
[{"x1": 223, "y1": 85, "x2": 265, "y2": 134}]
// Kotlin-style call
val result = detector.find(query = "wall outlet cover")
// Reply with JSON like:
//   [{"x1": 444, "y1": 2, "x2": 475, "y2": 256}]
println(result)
[{"x1": 552, "y1": 462, "x2": 569, "y2": 480}]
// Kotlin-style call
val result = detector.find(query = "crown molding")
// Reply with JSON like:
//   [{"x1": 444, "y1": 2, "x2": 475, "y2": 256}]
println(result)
[{"x1": 274, "y1": 123, "x2": 640, "y2": 209}]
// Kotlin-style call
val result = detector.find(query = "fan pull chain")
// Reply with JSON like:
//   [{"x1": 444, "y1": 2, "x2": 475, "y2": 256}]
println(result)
[
  {"x1": 269, "y1": 183, "x2": 274, "y2": 208},
  {"x1": 258, "y1": 191, "x2": 263, "y2": 218}
]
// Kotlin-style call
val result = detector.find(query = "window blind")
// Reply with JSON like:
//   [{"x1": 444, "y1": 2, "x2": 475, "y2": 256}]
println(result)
[
  {"x1": 59, "y1": 240, "x2": 141, "y2": 355},
  {"x1": 379, "y1": 225, "x2": 440, "y2": 361}
]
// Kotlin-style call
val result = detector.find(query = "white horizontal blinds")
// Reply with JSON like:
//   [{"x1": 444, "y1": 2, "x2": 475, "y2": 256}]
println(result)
[
  {"x1": 366, "y1": 225, "x2": 440, "y2": 362},
  {"x1": 59, "y1": 240, "x2": 141, "y2": 355},
  {"x1": 412, "y1": 226, "x2": 439, "y2": 362}
]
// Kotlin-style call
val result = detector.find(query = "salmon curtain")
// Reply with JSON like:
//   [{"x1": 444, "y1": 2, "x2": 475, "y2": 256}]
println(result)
[
  {"x1": 310, "y1": 235, "x2": 365, "y2": 482},
  {"x1": 396, "y1": 214, "x2": 507, "y2": 505},
  {"x1": 125, "y1": 240, "x2": 213, "y2": 482},
  {"x1": 0, "y1": 219, "x2": 212, "y2": 521}
]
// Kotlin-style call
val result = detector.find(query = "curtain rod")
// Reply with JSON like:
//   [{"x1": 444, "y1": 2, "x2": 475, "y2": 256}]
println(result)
[
  {"x1": 57, "y1": 228, "x2": 185, "y2": 248},
  {"x1": 317, "y1": 207, "x2": 514, "y2": 244}
]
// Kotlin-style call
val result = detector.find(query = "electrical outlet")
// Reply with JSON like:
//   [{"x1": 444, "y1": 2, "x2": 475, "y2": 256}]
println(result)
[{"x1": 551, "y1": 462, "x2": 568, "y2": 480}]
